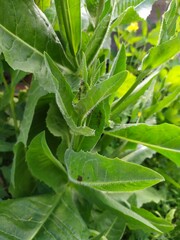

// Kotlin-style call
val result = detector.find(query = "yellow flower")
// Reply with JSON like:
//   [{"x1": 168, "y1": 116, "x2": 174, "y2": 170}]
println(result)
[{"x1": 126, "y1": 22, "x2": 139, "y2": 32}]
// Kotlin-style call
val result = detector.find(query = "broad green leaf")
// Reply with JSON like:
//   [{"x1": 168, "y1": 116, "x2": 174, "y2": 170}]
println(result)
[
  {"x1": 77, "y1": 186, "x2": 162, "y2": 233},
  {"x1": 55, "y1": 0, "x2": 81, "y2": 58},
  {"x1": 110, "y1": 44, "x2": 126, "y2": 76},
  {"x1": 65, "y1": 149, "x2": 164, "y2": 192},
  {"x1": 141, "y1": 34, "x2": 180, "y2": 70},
  {"x1": 85, "y1": 10, "x2": 112, "y2": 66},
  {"x1": 105, "y1": 123, "x2": 180, "y2": 166},
  {"x1": 143, "y1": 86, "x2": 180, "y2": 119},
  {"x1": 26, "y1": 132, "x2": 67, "y2": 192},
  {"x1": 0, "y1": 0, "x2": 73, "y2": 72},
  {"x1": 0, "y1": 190, "x2": 91, "y2": 239},
  {"x1": 76, "y1": 71, "x2": 128, "y2": 121},
  {"x1": 44, "y1": 53, "x2": 95, "y2": 136},
  {"x1": 158, "y1": 0, "x2": 178, "y2": 44},
  {"x1": 10, "y1": 142, "x2": 36, "y2": 198},
  {"x1": 132, "y1": 207, "x2": 174, "y2": 233}
]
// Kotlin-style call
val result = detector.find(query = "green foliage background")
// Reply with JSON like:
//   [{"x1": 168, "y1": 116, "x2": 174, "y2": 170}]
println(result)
[{"x1": 0, "y1": 0, "x2": 180, "y2": 239}]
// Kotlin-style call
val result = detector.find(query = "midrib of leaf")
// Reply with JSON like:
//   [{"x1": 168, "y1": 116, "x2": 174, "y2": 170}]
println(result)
[
  {"x1": 28, "y1": 194, "x2": 62, "y2": 240},
  {"x1": 71, "y1": 178, "x2": 161, "y2": 186},
  {"x1": 0, "y1": 24, "x2": 44, "y2": 58},
  {"x1": 104, "y1": 132, "x2": 180, "y2": 153}
]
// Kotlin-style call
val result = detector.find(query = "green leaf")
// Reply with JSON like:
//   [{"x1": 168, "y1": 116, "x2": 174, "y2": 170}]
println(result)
[
  {"x1": 111, "y1": 7, "x2": 142, "y2": 29},
  {"x1": 111, "y1": 69, "x2": 160, "y2": 118},
  {"x1": 158, "y1": 0, "x2": 178, "y2": 44},
  {"x1": 17, "y1": 79, "x2": 48, "y2": 145},
  {"x1": 65, "y1": 149, "x2": 164, "y2": 192},
  {"x1": 132, "y1": 207, "x2": 174, "y2": 233},
  {"x1": 116, "y1": 0, "x2": 144, "y2": 13},
  {"x1": 75, "y1": 102, "x2": 106, "y2": 151},
  {"x1": 0, "y1": 190, "x2": 91, "y2": 239},
  {"x1": 77, "y1": 186, "x2": 162, "y2": 233},
  {"x1": 112, "y1": 0, "x2": 156, "y2": 29},
  {"x1": 105, "y1": 123, "x2": 180, "y2": 166},
  {"x1": 44, "y1": 53, "x2": 95, "y2": 136},
  {"x1": 46, "y1": 102, "x2": 70, "y2": 139},
  {"x1": 26, "y1": 132, "x2": 67, "y2": 192},
  {"x1": 85, "y1": 0, "x2": 105, "y2": 26},
  {"x1": 85, "y1": 10, "x2": 112, "y2": 66},
  {"x1": 141, "y1": 34, "x2": 180, "y2": 70},
  {"x1": 10, "y1": 142, "x2": 36, "y2": 198},
  {"x1": 0, "y1": 0, "x2": 73, "y2": 72},
  {"x1": 110, "y1": 44, "x2": 126, "y2": 76},
  {"x1": 91, "y1": 210, "x2": 126, "y2": 240},
  {"x1": 35, "y1": 0, "x2": 51, "y2": 11},
  {"x1": 76, "y1": 71, "x2": 128, "y2": 121},
  {"x1": 143, "y1": 86, "x2": 180, "y2": 119},
  {"x1": 55, "y1": 0, "x2": 81, "y2": 57}
]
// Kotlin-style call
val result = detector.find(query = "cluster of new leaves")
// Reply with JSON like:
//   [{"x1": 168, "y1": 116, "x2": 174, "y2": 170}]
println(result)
[{"x1": 0, "y1": 0, "x2": 180, "y2": 239}]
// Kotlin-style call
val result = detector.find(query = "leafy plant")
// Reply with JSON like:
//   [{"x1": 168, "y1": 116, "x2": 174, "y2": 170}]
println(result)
[{"x1": 0, "y1": 0, "x2": 180, "y2": 239}]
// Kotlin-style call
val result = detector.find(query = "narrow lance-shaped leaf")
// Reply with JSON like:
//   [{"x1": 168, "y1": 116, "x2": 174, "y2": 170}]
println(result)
[
  {"x1": 141, "y1": 34, "x2": 180, "y2": 70},
  {"x1": 111, "y1": 68, "x2": 160, "y2": 119},
  {"x1": 65, "y1": 149, "x2": 164, "y2": 192},
  {"x1": 112, "y1": 0, "x2": 156, "y2": 29},
  {"x1": 85, "y1": 0, "x2": 105, "y2": 26},
  {"x1": 116, "y1": 0, "x2": 144, "y2": 13},
  {"x1": 26, "y1": 131, "x2": 67, "y2": 192},
  {"x1": 44, "y1": 53, "x2": 95, "y2": 136},
  {"x1": 143, "y1": 86, "x2": 180, "y2": 119},
  {"x1": 76, "y1": 71, "x2": 128, "y2": 121},
  {"x1": 85, "y1": 8, "x2": 112, "y2": 66},
  {"x1": 77, "y1": 186, "x2": 163, "y2": 233},
  {"x1": 105, "y1": 123, "x2": 180, "y2": 166},
  {"x1": 158, "y1": 0, "x2": 178, "y2": 44},
  {"x1": 110, "y1": 43, "x2": 126, "y2": 76},
  {"x1": 55, "y1": 0, "x2": 81, "y2": 57},
  {"x1": 132, "y1": 207, "x2": 174, "y2": 233},
  {"x1": 0, "y1": 190, "x2": 91, "y2": 239},
  {"x1": 0, "y1": 0, "x2": 73, "y2": 72}
]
